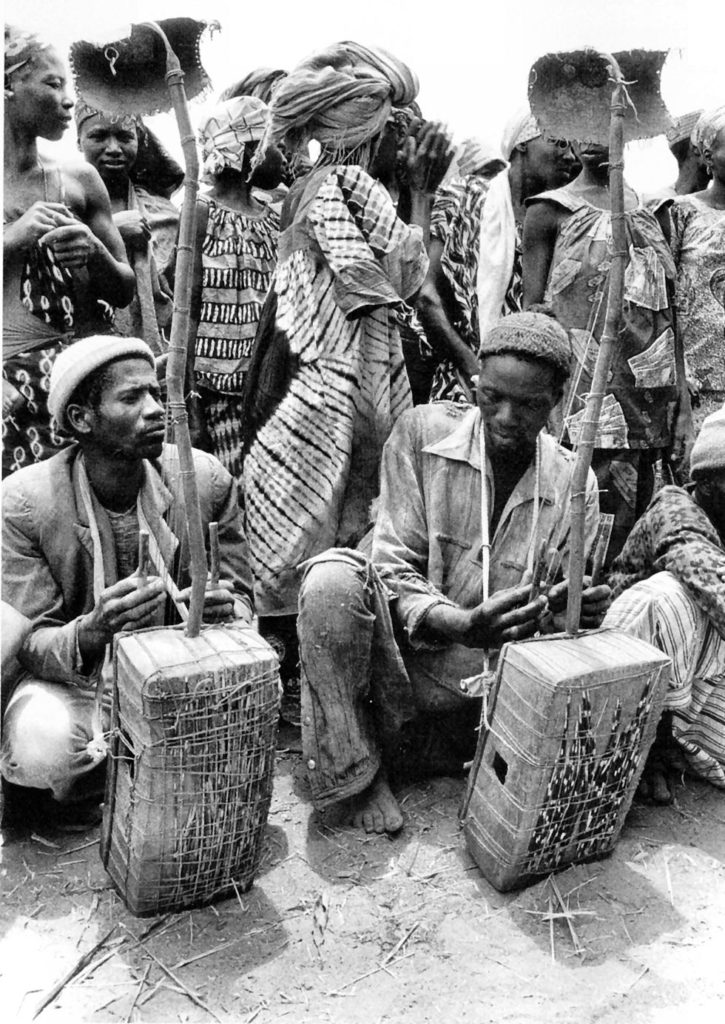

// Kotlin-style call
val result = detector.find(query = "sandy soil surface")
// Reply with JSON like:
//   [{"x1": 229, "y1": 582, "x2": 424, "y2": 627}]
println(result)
[{"x1": 2, "y1": 731, "x2": 724, "y2": 1024}]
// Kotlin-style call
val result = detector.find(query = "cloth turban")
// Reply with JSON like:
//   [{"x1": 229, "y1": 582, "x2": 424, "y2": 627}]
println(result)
[
  {"x1": 690, "y1": 405, "x2": 725, "y2": 477},
  {"x1": 48, "y1": 335, "x2": 155, "y2": 428},
  {"x1": 218, "y1": 68, "x2": 287, "y2": 105},
  {"x1": 478, "y1": 311, "x2": 572, "y2": 379},
  {"x1": 261, "y1": 40, "x2": 418, "y2": 162},
  {"x1": 5, "y1": 24, "x2": 48, "y2": 81},
  {"x1": 501, "y1": 109, "x2": 541, "y2": 160},
  {"x1": 199, "y1": 95, "x2": 269, "y2": 182},
  {"x1": 691, "y1": 106, "x2": 725, "y2": 156}
]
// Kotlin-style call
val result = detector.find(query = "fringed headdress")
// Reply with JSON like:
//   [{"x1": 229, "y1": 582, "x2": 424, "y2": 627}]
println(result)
[{"x1": 74, "y1": 99, "x2": 184, "y2": 198}]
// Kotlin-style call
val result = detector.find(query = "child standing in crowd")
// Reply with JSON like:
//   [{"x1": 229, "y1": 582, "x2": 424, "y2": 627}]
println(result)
[{"x1": 187, "y1": 95, "x2": 286, "y2": 494}]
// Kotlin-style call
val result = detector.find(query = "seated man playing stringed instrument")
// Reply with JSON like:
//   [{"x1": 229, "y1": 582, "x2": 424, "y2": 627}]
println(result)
[
  {"x1": 297, "y1": 311, "x2": 611, "y2": 834},
  {"x1": 1, "y1": 336, "x2": 254, "y2": 828}
]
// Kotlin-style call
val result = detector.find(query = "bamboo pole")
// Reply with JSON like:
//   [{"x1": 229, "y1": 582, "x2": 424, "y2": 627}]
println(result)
[
  {"x1": 139, "y1": 23, "x2": 208, "y2": 636},
  {"x1": 565, "y1": 55, "x2": 628, "y2": 636}
]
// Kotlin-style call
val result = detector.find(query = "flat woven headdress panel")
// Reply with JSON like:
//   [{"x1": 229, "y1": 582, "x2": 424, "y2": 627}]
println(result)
[
  {"x1": 70, "y1": 18, "x2": 213, "y2": 117},
  {"x1": 528, "y1": 49, "x2": 672, "y2": 146}
]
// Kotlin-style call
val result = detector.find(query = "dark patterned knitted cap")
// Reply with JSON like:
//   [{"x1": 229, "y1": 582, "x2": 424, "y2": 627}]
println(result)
[{"x1": 477, "y1": 311, "x2": 571, "y2": 378}]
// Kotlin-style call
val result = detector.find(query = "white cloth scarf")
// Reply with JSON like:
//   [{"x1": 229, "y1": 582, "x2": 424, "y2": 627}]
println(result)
[{"x1": 476, "y1": 168, "x2": 517, "y2": 340}]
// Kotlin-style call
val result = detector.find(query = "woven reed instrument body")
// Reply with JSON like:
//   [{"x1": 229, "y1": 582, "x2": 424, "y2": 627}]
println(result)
[
  {"x1": 461, "y1": 48, "x2": 674, "y2": 891},
  {"x1": 101, "y1": 624, "x2": 280, "y2": 915},
  {"x1": 463, "y1": 629, "x2": 670, "y2": 891}
]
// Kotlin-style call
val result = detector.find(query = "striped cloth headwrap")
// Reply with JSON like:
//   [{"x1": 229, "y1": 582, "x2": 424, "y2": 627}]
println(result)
[
  {"x1": 665, "y1": 110, "x2": 703, "y2": 147},
  {"x1": 256, "y1": 40, "x2": 418, "y2": 168},
  {"x1": 691, "y1": 105, "x2": 725, "y2": 157},
  {"x1": 199, "y1": 95, "x2": 269, "y2": 183},
  {"x1": 218, "y1": 68, "x2": 287, "y2": 105},
  {"x1": 5, "y1": 24, "x2": 48, "y2": 80}
]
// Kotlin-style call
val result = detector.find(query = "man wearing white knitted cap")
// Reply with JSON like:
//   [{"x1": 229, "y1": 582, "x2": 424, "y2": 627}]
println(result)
[
  {"x1": 605, "y1": 405, "x2": 725, "y2": 802},
  {"x1": 1, "y1": 336, "x2": 254, "y2": 830}
]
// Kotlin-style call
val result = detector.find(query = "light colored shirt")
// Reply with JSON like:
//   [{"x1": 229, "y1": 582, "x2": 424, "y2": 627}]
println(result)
[{"x1": 371, "y1": 402, "x2": 600, "y2": 692}]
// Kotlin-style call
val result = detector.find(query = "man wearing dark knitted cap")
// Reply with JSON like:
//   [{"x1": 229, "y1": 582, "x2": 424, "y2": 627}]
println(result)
[
  {"x1": 1, "y1": 336, "x2": 254, "y2": 829},
  {"x1": 297, "y1": 310, "x2": 611, "y2": 834}
]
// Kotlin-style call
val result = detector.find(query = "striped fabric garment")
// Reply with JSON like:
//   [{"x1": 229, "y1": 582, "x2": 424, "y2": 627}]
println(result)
[
  {"x1": 194, "y1": 196, "x2": 280, "y2": 395},
  {"x1": 605, "y1": 571, "x2": 725, "y2": 787},
  {"x1": 428, "y1": 175, "x2": 524, "y2": 404},
  {"x1": 243, "y1": 165, "x2": 427, "y2": 615}
]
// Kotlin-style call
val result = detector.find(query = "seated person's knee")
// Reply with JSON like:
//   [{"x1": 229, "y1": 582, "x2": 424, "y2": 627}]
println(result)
[
  {"x1": 0, "y1": 680, "x2": 105, "y2": 799},
  {"x1": 300, "y1": 554, "x2": 370, "y2": 613}
]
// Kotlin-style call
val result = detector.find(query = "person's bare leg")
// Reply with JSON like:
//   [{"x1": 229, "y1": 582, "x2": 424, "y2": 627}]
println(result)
[{"x1": 343, "y1": 770, "x2": 403, "y2": 834}]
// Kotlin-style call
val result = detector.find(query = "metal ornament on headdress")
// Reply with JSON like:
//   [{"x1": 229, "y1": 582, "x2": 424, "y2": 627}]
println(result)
[
  {"x1": 528, "y1": 48, "x2": 672, "y2": 145},
  {"x1": 69, "y1": 18, "x2": 215, "y2": 117},
  {"x1": 70, "y1": 18, "x2": 218, "y2": 636}
]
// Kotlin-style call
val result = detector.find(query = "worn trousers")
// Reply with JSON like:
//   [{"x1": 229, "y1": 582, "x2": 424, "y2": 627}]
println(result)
[
  {"x1": 298, "y1": 550, "x2": 481, "y2": 809},
  {"x1": 604, "y1": 571, "x2": 725, "y2": 787},
  {"x1": 1, "y1": 676, "x2": 109, "y2": 801}
]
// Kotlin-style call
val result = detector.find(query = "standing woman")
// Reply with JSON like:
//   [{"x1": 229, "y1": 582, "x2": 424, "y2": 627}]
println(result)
[
  {"x1": 75, "y1": 103, "x2": 182, "y2": 351},
  {"x1": 3, "y1": 26, "x2": 134, "y2": 477},
  {"x1": 671, "y1": 107, "x2": 725, "y2": 435},
  {"x1": 242, "y1": 41, "x2": 451, "y2": 620},
  {"x1": 187, "y1": 95, "x2": 286, "y2": 493}
]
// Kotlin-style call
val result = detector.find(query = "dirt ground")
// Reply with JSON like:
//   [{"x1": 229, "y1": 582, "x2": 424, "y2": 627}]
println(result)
[{"x1": 1, "y1": 726, "x2": 724, "y2": 1024}]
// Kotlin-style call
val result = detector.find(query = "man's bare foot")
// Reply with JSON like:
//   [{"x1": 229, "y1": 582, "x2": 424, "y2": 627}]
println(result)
[{"x1": 344, "y1": 773, "x2": 404, "y2": 834}]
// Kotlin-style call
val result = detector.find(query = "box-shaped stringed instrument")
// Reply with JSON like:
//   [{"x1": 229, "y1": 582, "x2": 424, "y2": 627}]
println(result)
[
  {"x1": 462, "y1": 628, "x2": 670, "y2": 891},
  {"x1": 101, "y1": 623, "x2": 280, "y2": 915}
]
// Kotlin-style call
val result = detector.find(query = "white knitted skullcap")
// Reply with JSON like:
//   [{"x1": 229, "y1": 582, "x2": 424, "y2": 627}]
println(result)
[{"x1": 48, "y1": 335, "x2": 155, "y2": 427}]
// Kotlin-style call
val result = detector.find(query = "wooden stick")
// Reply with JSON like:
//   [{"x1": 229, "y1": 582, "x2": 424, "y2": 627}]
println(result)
[
  {"x1": 528, "y1": 539, "x2": 549, "y2": 602},
  {"x1": 381, "y1": 921, "x2": 420, "y2": 966},
  {"x1": 172, "y1": 940, "x2": 239, "y2": 971},
  {"x1": 137, "y1": 530, "x2": 149, "y2": 585},
  {"x1": 129, "y1": 936, "x2": 222, "y2": 1022},
  {"x1": 327, "y1": 951, "x2": 415, "y2": 996},
  {"x1": 565, "y1": 57, "x2": 628, "y2": 634},
  {"x1": 146, "y1": 23, "x2": 207, "y2": 636},
  {"x1": 543, "y1": 547, "x2": 562, "y2": 588},
  {"x1": 209, "y1": 521, "x2": 220, "y2": 589},
  {"x1": 590, "y1": 513, "x2": 614, "y2": 586},
  {"x1": 33, "y1": 925, "x2": 118, "y2": 1019},
  {"x1": 548, "y1": 894, "x2": 556, "y2": 963},
  {"x1": 125, "y1": 963, "x2": 151, "y2": 1023},
  {"x1": 549, "y1": 874, "x2": 583, "y2": 955}
]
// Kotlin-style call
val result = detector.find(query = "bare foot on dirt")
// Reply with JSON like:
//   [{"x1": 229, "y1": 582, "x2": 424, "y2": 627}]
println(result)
[{"x1": 345, "y1": 773, "x2": 404, "y2": 834}]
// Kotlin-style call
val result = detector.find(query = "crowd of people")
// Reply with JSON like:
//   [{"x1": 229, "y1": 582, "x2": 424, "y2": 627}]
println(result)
[{"x1": 2, "y1": 25, "x2": 724, "y2": 836}]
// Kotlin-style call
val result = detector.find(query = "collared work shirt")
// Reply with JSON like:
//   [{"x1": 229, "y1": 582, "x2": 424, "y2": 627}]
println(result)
[
  {"x1": 371, "y1": 403, "x2": 600, "y2": 695},
  {"x1": 2, "y1": 443, "x2": 254, "y2": 690}
]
